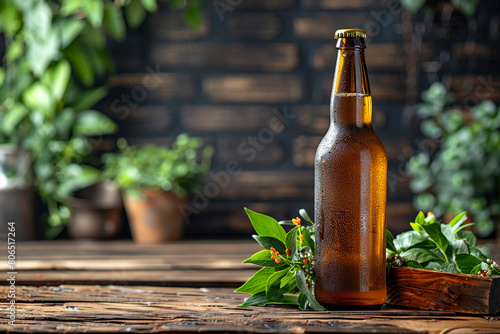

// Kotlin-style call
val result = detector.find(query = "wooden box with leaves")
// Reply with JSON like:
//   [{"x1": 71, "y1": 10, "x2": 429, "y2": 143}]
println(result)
[{"x1": 386, "y1": 212, "x2": 500, "y2": 314}]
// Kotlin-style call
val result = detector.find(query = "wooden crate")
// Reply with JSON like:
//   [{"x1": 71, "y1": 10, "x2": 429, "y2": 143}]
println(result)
[{"x1": 386, "y1": 267, "x2": 500, "y2": 314}]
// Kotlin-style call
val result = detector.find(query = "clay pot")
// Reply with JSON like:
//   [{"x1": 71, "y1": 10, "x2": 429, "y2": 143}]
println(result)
[
  {"x1": 124, "y1": 189, "x2": 187, "y2": 243},
  {"x1": 67, "y1": 181, "x2": 123, "y2": 239}
]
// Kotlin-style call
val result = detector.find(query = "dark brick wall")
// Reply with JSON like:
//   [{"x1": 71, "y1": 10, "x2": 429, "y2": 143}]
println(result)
[{"x1": 98, "y1": 0, "x2": 500, "y2": 237}]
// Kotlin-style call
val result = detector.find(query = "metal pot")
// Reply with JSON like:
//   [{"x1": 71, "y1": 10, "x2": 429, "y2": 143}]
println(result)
[
  {"x1": 66, "y1": 181, "x2": 123, "y2": 239},
  {"x1": 0, "y1": 145, "x2": 38, "y2": 240}
]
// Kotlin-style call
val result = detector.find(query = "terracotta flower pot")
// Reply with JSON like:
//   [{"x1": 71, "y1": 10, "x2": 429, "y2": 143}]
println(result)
[
  {"x1": 124, "y1": 189, "x2": 187, "y2": 243},
  {"x1": 67, "y1": 181, "x2": 123, "y2": 239}
]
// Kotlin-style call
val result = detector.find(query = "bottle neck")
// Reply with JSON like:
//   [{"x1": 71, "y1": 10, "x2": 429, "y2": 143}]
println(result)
[{"x1": 330, "y1": 37, "x2": 372, "y2": 127}]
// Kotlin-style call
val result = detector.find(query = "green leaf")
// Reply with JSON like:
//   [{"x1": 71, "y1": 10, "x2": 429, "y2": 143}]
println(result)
[
  {"x1": 54, "y1": 108, "x2": 76, "y2": 137},
  {"x1": 58, "y1": 19, "x2": 86, "y2": 48},
  {"x1": 242, "y1": 250, "x2": 282, "y2": 268},
  {"x1": 140, "y1": 0, "x2": 158, "y2": 12},
  {"x1": 238, "y1": 292, "x2": 268, "y2": 307},
  {"x1": 48, "y1": 60, "x2": 71, "y2": 101},
  {"x1": 459, "y1": 230, "x2": 477, "y2": 247},
  {"x1": 298, "y1": 292, "x2": 307, "y2": 310},
  {"x1": 73, "y1": 110, "x2": 117, "y2": 136},
  {"x1": 454, "y1": 223, "x2": 475, "y2": 234},
  {"x1": 451, "y1": 239, "x2": 469, "y2": 255},
  {"x1": 2, "y1": 104, "x2": 29, "y2": 135},
  {"x1": 71, "y1": 86, "x2": 108, "y2": 111},
  {"x1": 414, "y1": 211, "x2": 426, "y2": 225},
  {"x1": 299, "y1": 225, "x2": 315, "y2": 253},
  {"x1": 299, "y1": 208, "x2": 314, "y2": 225},
  {"x1": 424, "y1": 261, "x2": 443, "y2": 271},
  {"x1": 295, "y1": 269, "x2": 325, "y2": 311},
  {"x1": 440, "y1": 262, "x2": 460, "y2": 274},
  {"x1": 5, "y1": 37, "x2": 23, "y2": 62},
  {"x1": 386, "y1": 230, "x2": 397, "y2": 253},
  {"x1": 419, "y1": 222, "x2": 449, "y2": 261},
  {"x1": 22, "y1": 82, "x2": 55, "y2": 119},
  {"x1": 400, "y1": 0, "x2": 425, "y2": 12},
  {"x1": 252, "y1": 235, "x2": 286, "y2": 255},
  {"x1": 65, "y1": 43, "x2": 94, "y2": 87},
  {"x1": 104, "y1": 3, "x2": 126, "y2": 40},
  {"x1": 84, "y1": 0, "x2": 104, "y2": 28},
  {"x1": 266, "y1": 268, "x2": 288, "y2": 300},
  {"x1": 285, "y1": 227, "x2": 297, "y2": 256},
  {"x1": 469, "y1": 247, "x2": 488, "y2": 262},
  {"x1": 470, "y1": 263, "x2": 482, "y2": 275},
  {"x1": 440, "y1": 224, "x2": 456, "y2": 244},
  {"x1": 404, "y1": 260, "x2": 424, "y2": 269},
  {"x1": 449, "y1": 211, "x2": 467, "y2": 229},
  {"x1": 56, "y1": 164, "x2": 100, "y2": 198},
  {"x1": 278, "y1": 220, "x2": 294, "y2": 226},
  {"x1": 455, "y1": 254, "x2": 482, "y2": 275},
  {"x1": 60, "y1": 0, "x2": 84, "y2": 16},
  {"x1": 235, "y1": 267, "x2": 275, "y2": 294},
  {"x1": 126, "y1": 0, "x2": 147, "y2": 28},
  {"x1": 409, "y1": 222, "x2": 421, "y2": 232},
  {"x1": 26, "y1": 28, "x2": 59, "y2": 76},
  {"x1": 244, "y1": 208, "x2": 286, "y2": 242},
  {"x1": 400, "y1": 248, "x2": 442, "y2": 264},
  {"x1": 280, "y1": 269, "x2": 297, "y2": 294},
  {"x1": 393, "y1": 231, "x2": 426, "y2": 252}
]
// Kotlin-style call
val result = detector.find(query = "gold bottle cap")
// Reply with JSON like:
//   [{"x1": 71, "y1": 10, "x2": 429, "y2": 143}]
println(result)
[{"x1": 334, "y1": 29, "x2": 367, "y2": 39}]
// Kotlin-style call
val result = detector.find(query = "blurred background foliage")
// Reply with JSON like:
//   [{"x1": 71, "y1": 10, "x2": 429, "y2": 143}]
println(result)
[
  {"x1": 0, "y1": 0, "x2": 204, "y2": 237},
  {"x1": 407, "y1": 83, "x2": 500, "y2": 237}
]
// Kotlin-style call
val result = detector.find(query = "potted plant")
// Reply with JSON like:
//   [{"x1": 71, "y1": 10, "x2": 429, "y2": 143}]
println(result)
[
  {"x1": 0, "y1": 0, "x2": 164, "y2": 238},
  {"x1": 103, "y1": 134, "x2": 213, "y2": 243},
  {"x1": 406, "y1": 82, "x2": 500, "y2": 237}
]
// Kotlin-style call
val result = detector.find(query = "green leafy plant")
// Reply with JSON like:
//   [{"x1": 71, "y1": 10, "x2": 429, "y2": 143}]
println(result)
[
  {"x1": 400, "y1": 0, "x2": 479, "y2": 16},
  {"x1": 387, "y1": 211, "x2": 500, "y2": 276},
  {"x1": 407, "y1": 82, "x2": 500, "y2": 237},
  {"x1": 102, "y1": 134, "x2": 213, "y2": 197},
  {"x1": 0, "y1": 0, "x2": 158, "y2": 236},
  {"x1": 235, "y1": 208, "x2": 325, "y2": 311},
  {"x1": 0, "y1": 0, "x2": 205, "y2": 237},
  {"x1": 237, "y1": 209, "x2": 499, "y2": 310}
]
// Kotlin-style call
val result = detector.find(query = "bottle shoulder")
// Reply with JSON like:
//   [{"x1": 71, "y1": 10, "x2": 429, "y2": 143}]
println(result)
[{"x1": 315, "y1": 126, "x2": 387, "y2": 161}]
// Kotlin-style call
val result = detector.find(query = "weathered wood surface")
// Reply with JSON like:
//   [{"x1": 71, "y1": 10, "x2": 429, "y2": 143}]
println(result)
[
  {"x1": 1, "y1": 240, "x2": 500, "y2": 333},
  {"x1": 1, "y1": 285, "x2": 499, "y2": 334}
]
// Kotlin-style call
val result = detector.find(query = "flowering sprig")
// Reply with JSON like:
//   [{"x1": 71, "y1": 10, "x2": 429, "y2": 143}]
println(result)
[{"x1": 235, "y1": 208, "x2": 324, "y2": 310}]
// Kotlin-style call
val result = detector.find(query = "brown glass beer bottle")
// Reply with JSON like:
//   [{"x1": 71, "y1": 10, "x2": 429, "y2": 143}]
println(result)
[{"x1": 314, "y1": 29, "x2": 387, "y2": 308}]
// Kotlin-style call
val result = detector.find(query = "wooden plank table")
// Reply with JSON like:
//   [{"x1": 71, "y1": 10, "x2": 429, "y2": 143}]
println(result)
[{"x1": 1, "y1": 240, "x2": 500, "y2": 333}]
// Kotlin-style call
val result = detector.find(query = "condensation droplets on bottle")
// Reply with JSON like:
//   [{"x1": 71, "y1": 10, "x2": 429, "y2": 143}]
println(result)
[{"x1": 314, "y1": 29, "x2": 388, "y2": 308}]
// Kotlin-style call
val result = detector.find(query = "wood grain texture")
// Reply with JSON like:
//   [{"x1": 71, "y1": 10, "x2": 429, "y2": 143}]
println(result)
[
  {"x1": 2, "y1": 285, "x2": 499, "y2": 334},
  {"x1": 2, "y1": 241, "x2": 500, "y2": 333},
  {"x1": 387, "y1": 267, "x2": 500, "y2": 314}
]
